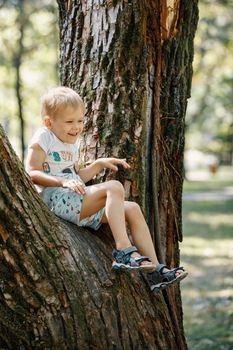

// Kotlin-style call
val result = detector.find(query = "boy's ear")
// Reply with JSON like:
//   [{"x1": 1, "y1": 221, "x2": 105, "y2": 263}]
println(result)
[{"x1": 43, "y1": 116, "x2": 52, "y2": 129}]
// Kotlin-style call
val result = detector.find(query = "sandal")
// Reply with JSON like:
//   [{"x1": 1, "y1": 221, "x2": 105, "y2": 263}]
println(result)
[
  {"x1": 112, "y1": 246, "x2": 155, "y2": 271},
  {"x1": 147, "y1": 264, "x2": 188, "y2": 292}
]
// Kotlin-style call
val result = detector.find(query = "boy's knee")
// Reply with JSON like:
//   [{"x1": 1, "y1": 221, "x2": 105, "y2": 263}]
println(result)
[
  {"x1": 107, "y1": 180, "x2": 125, "y2": 196},
  {"x1": 126, "y1": 201, "x2": 141, "y2": 214}
]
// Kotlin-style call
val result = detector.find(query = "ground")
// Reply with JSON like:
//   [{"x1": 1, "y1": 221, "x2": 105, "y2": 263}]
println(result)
[{"x1": 180, "y1": 166, "x2": 233, "y2": 350}]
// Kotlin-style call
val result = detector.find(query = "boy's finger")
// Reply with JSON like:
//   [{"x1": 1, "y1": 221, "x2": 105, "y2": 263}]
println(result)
[
  {"x1": 73, "y1": 186, "x2": 80, "y2": 193},
  {"x1": 108, "y1": 164, "x2": 118, "y2": 171},
  {"x1": 77, "y1": 185, "x2": 86, "y2": 194},
  {"x1": 71, "y1": 184, "x2": 81, "y2": 193},
  {"x1": 121, "y1": 158, "x2": 130, "y2": 165},
  {"x1": 123, "y1": 161, "x2": 130, "y2": 168},
  {"x1": 118, "y1": 158, "x2": 126, "y2": 163},
  {"x1": 120, "y1": 159, "x2": 130, "y2": 168}
]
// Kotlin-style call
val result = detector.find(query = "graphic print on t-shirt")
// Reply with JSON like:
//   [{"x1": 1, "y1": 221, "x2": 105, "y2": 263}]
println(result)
[
  {"x1": 52, "y1": 151, "x2": 61, "y2": 162},
  {"x1": 51, "y1": 151, "x2": 74, "y2": 162},
  {"x1": 28, "y1": 127, "x2": 83, "y2": 190},
  {"x1": 43, "y1": 162, "x2": 51, "y2": 173},
  {"x1": 44, "y1": 150, "x2": 77, "y2": 175},
  {"x1": 60, "y1": 151, "x2": 73, "y2": 161}
]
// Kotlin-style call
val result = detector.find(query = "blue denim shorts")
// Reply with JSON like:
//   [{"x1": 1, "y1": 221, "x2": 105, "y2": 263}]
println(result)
[{"x1": 42, "y1": 173, "x2": 105, "y2": 230}]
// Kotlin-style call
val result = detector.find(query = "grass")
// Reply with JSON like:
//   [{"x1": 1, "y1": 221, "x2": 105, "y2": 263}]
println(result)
[
  {"x1": 184, "y1": 166, "x2": 233, "y2": 193},
  {"x1": 180, "y1": 166, "x2": 233, "y2": 350}
]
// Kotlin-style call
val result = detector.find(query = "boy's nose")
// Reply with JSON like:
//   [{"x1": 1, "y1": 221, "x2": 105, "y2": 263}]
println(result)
[{"x1": 72, "y1": 127, "x2": 81, "y2": 133}]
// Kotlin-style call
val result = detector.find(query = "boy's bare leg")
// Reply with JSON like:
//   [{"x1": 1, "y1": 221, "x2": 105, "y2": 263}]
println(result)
[
  {"x1": 101, "y1": 202, "x2": 159, "y2": 265},
  {"x1": 80, "y1": 180, "x2": 130, "y2": 248},
  {"x1": 101, "y1": 201, "x2": 182, "y2": 275},
  {"x1": 79, "y1": 181, "x2": 154, "y2": 267},
  {"x1": 124, "y1": 202, "x2": 159, "y2": 265}
]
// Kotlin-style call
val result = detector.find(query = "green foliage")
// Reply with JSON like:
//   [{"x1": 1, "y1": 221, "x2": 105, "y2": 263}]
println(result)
[
  {"x1": 186, "y1": 0, "x2": 233, "y2": 163},
  {"x1": 0, "y1": 0, "x2": 59, "y2": 155},
  {"x1": 182, "y1": 166, "x2": 233, "y2": 349}
]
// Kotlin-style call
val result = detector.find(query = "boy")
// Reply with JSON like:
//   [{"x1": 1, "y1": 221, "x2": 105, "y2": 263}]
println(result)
[{"x1": 26, "y1": 86, "x2": 187, "y2": 292}]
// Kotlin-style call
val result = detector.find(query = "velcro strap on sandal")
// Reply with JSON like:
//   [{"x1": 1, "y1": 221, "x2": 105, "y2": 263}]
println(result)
[
  {"x1": 170, "y1": 266, "x2": 185, "y2": 273},
  {"x1": 121, "y1": 246, "x2": 138, "y2": 256},
  {"x1": 135, "y1": 256, "x2": 151, "y2": 263},
  {"x1": 159, "y1": 267, "x2": 185, "y2": 282},
  {"x1": 112, "y1": 246, "x2": 138, "y2": 260},
  {"x1": 155, "y1": 264, "x2": 169, "y2": 274}
]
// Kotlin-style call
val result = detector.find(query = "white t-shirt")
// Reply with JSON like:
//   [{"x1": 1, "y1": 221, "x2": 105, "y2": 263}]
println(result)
[{"x1": 28, "y1": 127, "x2": 84, "y2": 191}]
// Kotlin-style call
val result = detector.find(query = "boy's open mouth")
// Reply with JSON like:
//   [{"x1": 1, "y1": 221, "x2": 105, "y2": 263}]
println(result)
[{"x1": 68, "y1": 132, "x2": 78, "y2": 136}]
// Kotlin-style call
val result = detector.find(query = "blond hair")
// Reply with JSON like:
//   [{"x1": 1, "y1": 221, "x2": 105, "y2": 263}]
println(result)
[{"x1": 41, "y1": 86, "x2": 85, "y2": 118}]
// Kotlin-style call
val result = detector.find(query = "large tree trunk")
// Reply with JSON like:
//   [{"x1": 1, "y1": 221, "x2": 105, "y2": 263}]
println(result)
[
  {"x1": 58, "y1": 0, "x2": 198, "y2": 257},
  {"x1": 57, "y1": 0, "x2": 198, "y2": 346},
  {"x1": 0, "y1": 0, "x2": 198, "y2": 348}
]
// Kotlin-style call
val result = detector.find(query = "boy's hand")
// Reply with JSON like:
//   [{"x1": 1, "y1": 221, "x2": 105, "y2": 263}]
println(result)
[
  {"x1": 97, "y1": 158, "x2": 131, "y2": 172},
  {"x1": 61, "y1": 179, "x2": 86, "y2": 194}
]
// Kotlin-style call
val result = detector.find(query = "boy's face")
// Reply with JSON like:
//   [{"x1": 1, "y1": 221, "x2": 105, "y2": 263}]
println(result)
[{"x1": 45, "y1": 106, "x2": 84, "y2": 144}]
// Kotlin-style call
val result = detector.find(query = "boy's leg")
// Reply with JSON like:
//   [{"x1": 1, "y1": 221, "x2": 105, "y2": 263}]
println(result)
[
  {"x1": 101, "y1": 201, "x2": 158, "y2": 265},
  {"x1": 101, "y1": 201, "x2": 182, "y2": 275},
  {"x1": 79, "y1": 180, "x2": 154, "y2": 268},
  {"x1": 123, "y1": 202, "x2": 159, "y2": 265},
  {"x1": 80, "y1": 180, "x2": 131, "y2": 249},
  {"x1": 80, "y1": 180, "x2": 130, "y2": 248}
]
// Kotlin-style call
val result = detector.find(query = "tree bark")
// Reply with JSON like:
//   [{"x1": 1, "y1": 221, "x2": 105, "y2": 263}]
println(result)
[
  {"x1": 2, "y1": 125, "x2": 181, "y2": 349},
  {"x1": 57, "y1": 0, "x2": 198, "y2": 348},
  {"x1": 14, "y1": 0, "x2": 26, "y2": 162},
  {"x1": 0, "y1": 0, "x2": 198, "y2": 348}
]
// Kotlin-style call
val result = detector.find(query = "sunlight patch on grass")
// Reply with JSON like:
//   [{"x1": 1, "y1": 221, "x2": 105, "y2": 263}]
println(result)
[
  {"x1": 186, "y1": 212, "x2": 233, "y2": 227},
  {"x1": 186, "y1": 212, "x2": 233, "y2": 228},
  {"x1": 181, "y1": 237, "x2": 233, "y2": 257},
  {"x1": 182, "y1": 288, "x2": 233, "y2": 299},
  {"x1": 183, "y1": 166, "x2": 233, "y2": 193}
]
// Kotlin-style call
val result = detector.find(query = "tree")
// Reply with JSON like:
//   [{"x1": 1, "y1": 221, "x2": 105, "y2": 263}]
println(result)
[
  {"x1": 0, "y1": 1, "x2": 198, "y2": 348},
  {"x1": 0, "y1": 0, "x2": 59, "y2": 160},
  {"x1": 14, "y1": 0, "x2": 26, "y2": 161},
  {"x1": 58, "y1": 0, "x2": 198, "y2": 343}
]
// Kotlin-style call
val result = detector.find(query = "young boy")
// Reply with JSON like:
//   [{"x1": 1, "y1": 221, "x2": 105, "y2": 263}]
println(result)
[{"x1": 26, "y1": 86, "x2": 187, "y2": 292}]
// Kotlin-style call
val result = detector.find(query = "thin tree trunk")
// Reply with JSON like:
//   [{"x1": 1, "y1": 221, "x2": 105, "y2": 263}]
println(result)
[{"x1": 14, "y1": 0, "x2": 25, "y2": 162}]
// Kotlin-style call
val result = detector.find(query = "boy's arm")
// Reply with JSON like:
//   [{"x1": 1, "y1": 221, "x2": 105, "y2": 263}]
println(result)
[
  {"x1": 26, "y1": 144, "x2": 64, "y2": 187},
  {"x1": 76, "y1": 158, "x2": 130, "y2": 183},
  {"x1": 26, "y1": 144, "x2": 86, "y2": 194},
  {"x1": 76, "y1": 160, "x2": 102, "y2": 183}
]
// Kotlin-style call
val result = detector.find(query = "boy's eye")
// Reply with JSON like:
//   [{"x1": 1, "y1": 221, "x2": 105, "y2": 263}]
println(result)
[{"x1": 65, "y1": 120, "x2": 84, "y2": 124}]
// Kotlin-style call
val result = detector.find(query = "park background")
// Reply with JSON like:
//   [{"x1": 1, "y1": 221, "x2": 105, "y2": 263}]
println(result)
[{"x1": 0, "y1": 0, "x2": 232, "y2": 349}]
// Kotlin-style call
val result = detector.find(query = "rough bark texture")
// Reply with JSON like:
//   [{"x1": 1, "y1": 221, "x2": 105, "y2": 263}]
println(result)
[
  {"x1": 2, "y1": 125, "x2": 181, "y2": 349},
  {"x1": 57, "y1": 0, "x2": 198, "y2": 348},
  {"x1": 57, "y1": 0, "x2": 198, "y2": 255},
  {"x1": 0, "y1": 0, "x2": 198, "y2": 348}
]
